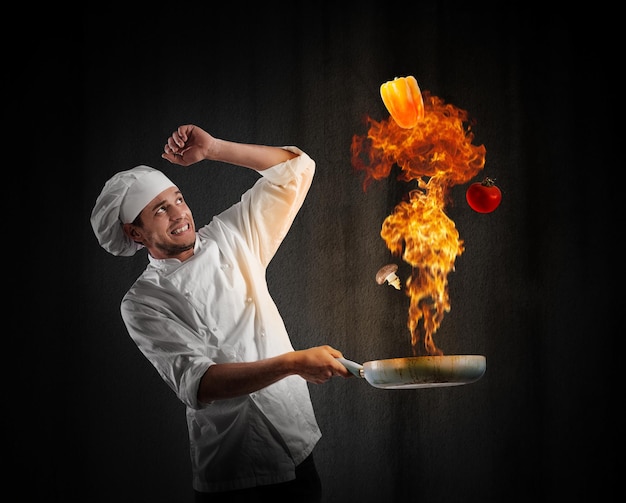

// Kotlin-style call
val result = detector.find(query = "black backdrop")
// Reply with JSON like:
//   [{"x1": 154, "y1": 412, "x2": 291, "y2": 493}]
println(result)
[{"x1": 36, "y1": 3, "x2": 617, "y2": 502}]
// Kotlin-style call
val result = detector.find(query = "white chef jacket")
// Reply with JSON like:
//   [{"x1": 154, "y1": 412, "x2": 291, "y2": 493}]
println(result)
[{"x1": 120, "y1": 147, "x2": 321, "y2": 493}]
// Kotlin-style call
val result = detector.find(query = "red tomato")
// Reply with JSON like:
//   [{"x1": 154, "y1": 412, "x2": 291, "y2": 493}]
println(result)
[{"x1": 466, "y1": 178, "x2": 502, "y2": 213}]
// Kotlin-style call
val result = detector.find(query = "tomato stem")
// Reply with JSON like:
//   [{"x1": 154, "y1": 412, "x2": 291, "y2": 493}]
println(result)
[{"x1": 481, "y1": 177, "x2": 496, "y2": 187}]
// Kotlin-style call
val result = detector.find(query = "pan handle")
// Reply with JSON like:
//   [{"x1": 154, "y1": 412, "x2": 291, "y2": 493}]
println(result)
[{"x1": 336, "y1": 357, "x2": 364, "y2": 378}]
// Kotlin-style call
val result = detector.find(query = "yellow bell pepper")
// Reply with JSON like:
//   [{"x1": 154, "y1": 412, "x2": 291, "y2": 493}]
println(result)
[{"x1": 380, "y1": 76, "x2": 424, "y2": 129}]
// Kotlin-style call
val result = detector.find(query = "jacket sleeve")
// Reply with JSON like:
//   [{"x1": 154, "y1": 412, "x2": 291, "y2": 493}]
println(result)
[{"x1": 211, "y1": 146, "x2": 316, "y2": 268}]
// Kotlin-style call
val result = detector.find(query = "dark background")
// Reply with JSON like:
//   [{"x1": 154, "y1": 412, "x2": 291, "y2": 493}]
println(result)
[{"x1": 36, "y1": 2, "x2": 617, "y2": 502}]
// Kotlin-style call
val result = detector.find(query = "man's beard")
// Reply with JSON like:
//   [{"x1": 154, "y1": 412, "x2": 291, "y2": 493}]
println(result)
[{"x1": 155, "y1": 239, "x2": 195, "y2": 257}]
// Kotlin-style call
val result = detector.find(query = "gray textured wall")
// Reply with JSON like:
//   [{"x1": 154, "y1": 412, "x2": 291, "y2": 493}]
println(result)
[{"x1": 39, "y1": 3, "x2": 615, "y2": 502}]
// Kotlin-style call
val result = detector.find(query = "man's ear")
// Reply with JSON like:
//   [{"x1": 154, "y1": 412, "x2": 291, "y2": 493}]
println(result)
[{"x1": 122, "y1": 223, "x2": 142, "y2": 243}]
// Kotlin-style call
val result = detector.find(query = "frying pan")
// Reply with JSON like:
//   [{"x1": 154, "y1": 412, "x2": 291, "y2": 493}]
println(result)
[{"x1": 337, "y1": 355, "x2": 486, "y2": 389}]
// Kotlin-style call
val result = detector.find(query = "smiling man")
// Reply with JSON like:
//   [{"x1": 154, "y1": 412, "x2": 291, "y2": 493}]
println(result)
[
  {"x1": 123, "y1": 181, "x2": 196, "y2": 261},
  {"x1": 90, "y1": 124, "x2": 350, "y2": 502}
]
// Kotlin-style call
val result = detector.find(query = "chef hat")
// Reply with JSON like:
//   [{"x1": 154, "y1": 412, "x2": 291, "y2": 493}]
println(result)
[{"x1": 90, "y1": 165, "x2": 176, "y2": 256}]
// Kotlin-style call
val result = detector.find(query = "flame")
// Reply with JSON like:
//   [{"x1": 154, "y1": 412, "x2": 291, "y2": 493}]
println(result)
[{"x1": 351, "y1": 90, "x2": 486, "y2": 356}]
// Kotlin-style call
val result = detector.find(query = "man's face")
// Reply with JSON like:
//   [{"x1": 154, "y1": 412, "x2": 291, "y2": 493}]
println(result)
[{"x1": 124, "y1": 186, "x2": 196, "y2": 261}]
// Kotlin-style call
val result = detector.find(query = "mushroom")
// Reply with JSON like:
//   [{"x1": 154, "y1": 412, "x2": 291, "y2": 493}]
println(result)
[{"x1": 376, "y1": 263, "x2": 401, "y2": 290}]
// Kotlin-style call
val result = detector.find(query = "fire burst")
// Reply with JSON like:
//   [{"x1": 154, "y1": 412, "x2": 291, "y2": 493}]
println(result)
[{"x1": 351, "y1": 90, "x2": 486, "y2": 356}]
